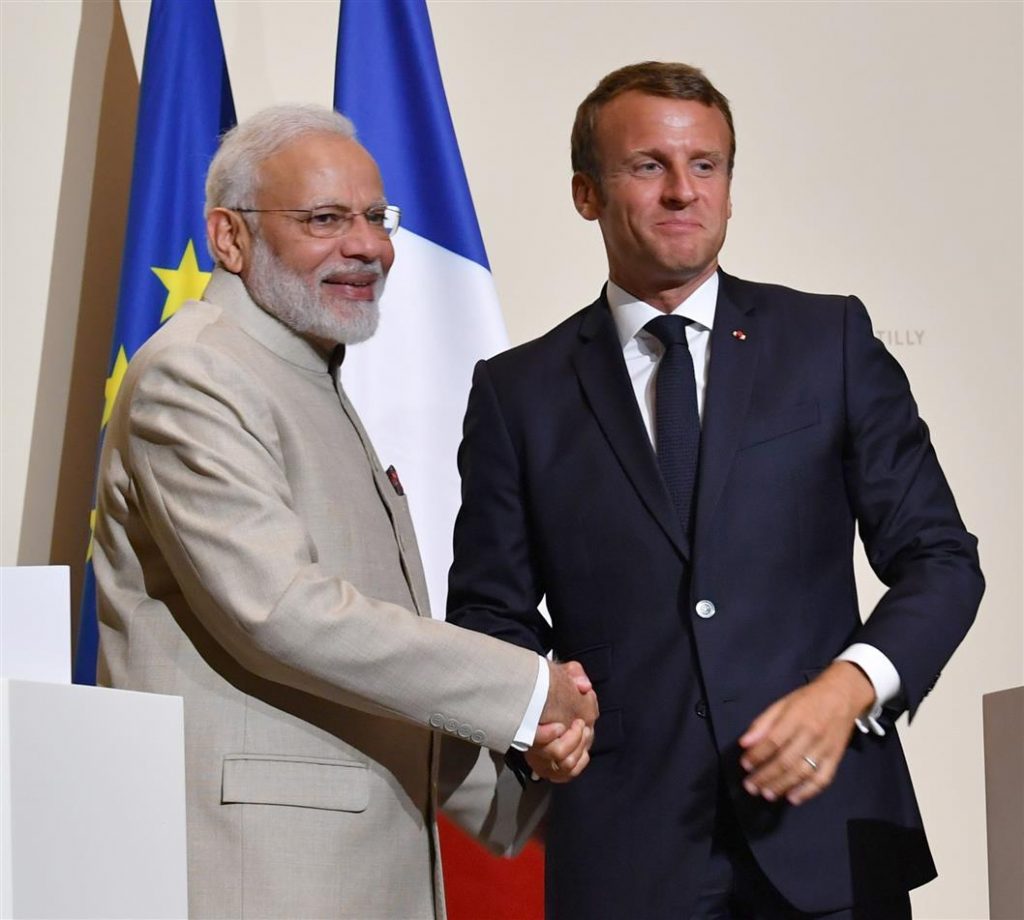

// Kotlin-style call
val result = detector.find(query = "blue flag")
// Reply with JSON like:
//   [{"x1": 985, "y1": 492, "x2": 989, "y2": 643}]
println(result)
[
  {"x1": 73, "y1": 0, "x2": 235, "y2": 684},
  {"x1": 334, "y1": 0, "x2": 509, "y2": 618}
]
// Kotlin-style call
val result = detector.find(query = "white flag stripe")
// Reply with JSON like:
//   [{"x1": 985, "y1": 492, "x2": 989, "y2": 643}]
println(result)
[{"x1": 343, "y1": 228, "x2": 509, "y2": 617}]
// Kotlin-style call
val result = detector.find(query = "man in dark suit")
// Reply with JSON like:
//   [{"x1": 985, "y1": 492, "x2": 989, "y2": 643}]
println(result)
[{"x1": 447, "y1": 62, "x2": 983, "y2": 918}]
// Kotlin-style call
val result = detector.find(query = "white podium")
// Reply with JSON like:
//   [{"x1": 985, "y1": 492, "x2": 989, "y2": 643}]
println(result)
[{"x1": 1, "y1": 567, "x2": 188, "y2": 919}]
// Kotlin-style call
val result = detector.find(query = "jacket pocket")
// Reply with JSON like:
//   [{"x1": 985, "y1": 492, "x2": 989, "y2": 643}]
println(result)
[
  {"x1": 567, "y1": 644, "x2": 612, "y2": 683},
  {"x1": 739, "y1": 400, "x2": 820, "y2": 450},
  {"x1": 564, "y1": 645, "x2": 622, "y2": 754},
  {"x1": 221, "y1": 754, "x2": 369, "y2": 812}
]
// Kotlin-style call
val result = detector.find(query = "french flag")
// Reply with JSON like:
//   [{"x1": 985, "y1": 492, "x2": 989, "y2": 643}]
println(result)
[
  {"x1": 335, "y1": 2, "x2": 542, "y2": 917},
  {"x1": 335, "y1": 0, "x2": 507, "y2": 620}
]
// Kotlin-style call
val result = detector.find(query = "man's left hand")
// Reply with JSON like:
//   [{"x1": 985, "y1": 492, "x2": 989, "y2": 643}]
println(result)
[{"x1": 738, "y1": 661, "x2": 876, "y2": 806}]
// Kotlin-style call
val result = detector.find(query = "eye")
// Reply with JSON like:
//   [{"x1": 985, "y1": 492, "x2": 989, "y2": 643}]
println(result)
[
  {"x1": 630, "y1": 159, "x2": 663, "y2": 177},
  {"x1": 364, "y1": 208, "x2": 388, "y2": 227},
  {"x1": 308, "y1": 208, "x2": 347, "y2": 227},
  {"x1": 692, "y1": 159, "x2": 717, "y2": 176}
]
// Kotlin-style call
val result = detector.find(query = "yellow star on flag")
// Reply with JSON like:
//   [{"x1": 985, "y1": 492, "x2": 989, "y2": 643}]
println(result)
[
  {"x1": 102, "y1": 345, "x2": 129, "y2": 429},
  {"x1": 86, "y1": 508, "x2": 97, "y2": 562},
  {"x1": 152, "y1": 239, "x2": 211, "y2": 322}
]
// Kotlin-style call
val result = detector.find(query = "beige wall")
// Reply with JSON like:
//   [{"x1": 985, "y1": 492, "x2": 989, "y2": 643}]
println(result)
[{"x1": 1, "y1": 2, "x2": 1020, "y2": 917}]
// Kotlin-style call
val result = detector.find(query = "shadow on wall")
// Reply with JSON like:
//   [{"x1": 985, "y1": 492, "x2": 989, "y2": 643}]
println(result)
[{"x1": 19, "y1": 0, "x2": 139, "y2": 657}]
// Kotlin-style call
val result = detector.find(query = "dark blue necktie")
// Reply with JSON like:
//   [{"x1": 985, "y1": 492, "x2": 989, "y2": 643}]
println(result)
[{"x1": 645, "y1": 315, "x2": 700, "y2": 539}]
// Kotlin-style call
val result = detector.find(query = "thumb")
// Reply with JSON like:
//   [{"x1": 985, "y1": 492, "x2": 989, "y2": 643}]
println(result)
[
  {"x1": 564, "y1": 660, "x2": 593, "y2": 694},
  {"x1": 533, "y1": 722, "x2": 566, "y2": 746},
  {"x1": 739, "y1": 699, "x2": 783, "y2": 748}
]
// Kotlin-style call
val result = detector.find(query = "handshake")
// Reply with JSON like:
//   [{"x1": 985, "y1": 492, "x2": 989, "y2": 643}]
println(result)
[{"x1": 528, "y1": 660, "x2": 600, "y2": 784}]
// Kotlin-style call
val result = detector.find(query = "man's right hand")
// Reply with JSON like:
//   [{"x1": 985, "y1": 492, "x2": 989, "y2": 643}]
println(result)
[{"x1": 527, "y1": 661, "x2": 599, "y2": 783}]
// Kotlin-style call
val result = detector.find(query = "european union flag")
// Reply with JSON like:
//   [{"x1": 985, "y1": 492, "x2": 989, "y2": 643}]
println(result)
[{"x1": 73, "y1": 0, "x2": 235, "y2": 684}]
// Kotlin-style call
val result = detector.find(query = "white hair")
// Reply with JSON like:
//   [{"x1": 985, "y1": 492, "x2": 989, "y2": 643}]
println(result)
[{"x1": 204, "y1": 104, "x2": 357, "y2": 216}]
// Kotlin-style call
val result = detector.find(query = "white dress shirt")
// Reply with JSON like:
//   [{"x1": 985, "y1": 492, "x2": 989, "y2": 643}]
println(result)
[{"x1": 606, "y1": 276, "x2": 900, "y2": 734}]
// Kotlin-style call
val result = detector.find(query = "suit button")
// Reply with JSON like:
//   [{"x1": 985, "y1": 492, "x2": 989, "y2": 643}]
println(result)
[
  {"x1": 470, "y1": 730, "x2": 486, "y2": 745},
  {"x1": 457, "y1": 723, "x2": 472, "y2": 739},
  {"x1": 429, "y1": 713, "x2": 445, "y2": 729},
  {"x1": 695, "y1": 599, "x2": 716, "y2": 619},
  {"x1": 695, "y1": 700, "x2": 708, "y2": 718},
  {"x1": 444, "y1": 718, "x2": 459, "y2": 733}
]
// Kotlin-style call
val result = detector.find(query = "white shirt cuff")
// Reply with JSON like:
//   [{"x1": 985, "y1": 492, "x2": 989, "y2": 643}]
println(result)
[
  {"x1": 836, "y1": 643, "x2": 902, "y2": 737},
  {"x1": 510, "y1": 655, "x2": 549, "y2": 751}
]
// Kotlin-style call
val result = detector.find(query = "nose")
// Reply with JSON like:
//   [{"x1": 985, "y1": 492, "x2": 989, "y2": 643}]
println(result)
[
  {"x1": 661, "y1": 167, "x2": 697, "y2": 208},
  {"x1": 337, "y1": 213, "x2": 390, "y2": 263}
]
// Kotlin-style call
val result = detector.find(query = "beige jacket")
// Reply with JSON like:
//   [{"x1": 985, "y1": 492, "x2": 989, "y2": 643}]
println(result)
[{"x1": 94, "y1": 269, "x2": 543, "y2": 919}]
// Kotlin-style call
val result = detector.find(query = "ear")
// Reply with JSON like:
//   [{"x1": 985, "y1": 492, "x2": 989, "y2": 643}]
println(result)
[
  {"x1": 206, "y1": 208, "x2": 250, "y2": 274},
  {"x1": 572, "y1": 172, "x2": 602, "y2": 222}
]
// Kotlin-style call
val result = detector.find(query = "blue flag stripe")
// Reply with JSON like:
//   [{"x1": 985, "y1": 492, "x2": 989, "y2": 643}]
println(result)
[{"x1": 335, "y1": 0, "x2": 489, "y2": 269}]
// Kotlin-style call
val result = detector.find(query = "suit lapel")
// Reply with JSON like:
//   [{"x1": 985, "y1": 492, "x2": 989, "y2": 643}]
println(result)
[
  {"x1": 571, "y1": 293, "x2": 689, "y2": 559},
  {"x1": 331, "y1": 363, "x2": 432, "y2": 619},
  {"x1": 694, "y1": 272, "x2": 758, "y2": 551}
]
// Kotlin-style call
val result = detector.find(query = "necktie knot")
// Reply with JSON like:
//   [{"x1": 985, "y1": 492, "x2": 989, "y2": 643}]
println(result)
[{"x1": 645, "y1": 314, "x2": 692, "y2": 348}]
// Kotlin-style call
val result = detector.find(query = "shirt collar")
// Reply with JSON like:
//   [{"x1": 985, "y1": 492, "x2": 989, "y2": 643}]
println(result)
[{"x1": 607, "y1": 272, "x2": 719, "y2": 349}]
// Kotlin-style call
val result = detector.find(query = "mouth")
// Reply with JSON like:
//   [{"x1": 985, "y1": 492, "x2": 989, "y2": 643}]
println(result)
[
  {"x1": 321, "y1": 272, "x2": 381, "y2": 301},
  {"x1": 656, "y1": 218, "x2": 703, "y2": 232}
]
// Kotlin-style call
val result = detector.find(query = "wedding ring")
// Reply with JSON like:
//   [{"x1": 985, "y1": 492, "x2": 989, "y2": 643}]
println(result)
[
  {"x1": 803, "y1": 755, "x2": 819, "y2": 772},
  {"x1": 550, "y1": 760, "x2": 560, "y2": 773}
]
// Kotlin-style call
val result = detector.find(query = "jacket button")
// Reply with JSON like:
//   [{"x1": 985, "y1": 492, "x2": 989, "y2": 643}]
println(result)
[
  {"x1": 457, "y1": 723, "x2": 472, "y2": 739},
  {"x1": 695, "y1": 599, "x2": 716, "y2": 619},
  {"x1": 444, "y1": 718, "x2": 459, "y2": 733},
  {"x1": 695, "y1": 700, "x2": 708, "y2": 718},
  {"x1": 429, "y1": 713, "x2": 445, "y2": 729},
  {"x1": 470, "y1": 730, "x2": 486, "y2": 745}
]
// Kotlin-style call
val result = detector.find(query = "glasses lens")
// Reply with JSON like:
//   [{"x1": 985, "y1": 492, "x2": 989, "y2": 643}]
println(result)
[
  {"x1": 303, "y1": 206, "x2": 400, "y2": 238},
  {"x1": 306, "y1": 208, "x2": 348, "y2": 238}
]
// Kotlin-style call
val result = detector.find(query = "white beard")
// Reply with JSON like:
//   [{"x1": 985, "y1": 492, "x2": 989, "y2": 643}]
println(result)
[{"x1": 245, "y1": 235, "x2": 384, "y2": 345}]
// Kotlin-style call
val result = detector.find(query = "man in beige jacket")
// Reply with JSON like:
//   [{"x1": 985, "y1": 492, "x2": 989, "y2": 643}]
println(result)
[{"x1": 93, "y1": 105, "x2": 596, "y2": 919}]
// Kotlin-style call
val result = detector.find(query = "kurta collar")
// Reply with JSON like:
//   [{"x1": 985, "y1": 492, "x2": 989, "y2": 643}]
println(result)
[{"x1": 202, "y1": 267, "x2": 332, "y2": 373}]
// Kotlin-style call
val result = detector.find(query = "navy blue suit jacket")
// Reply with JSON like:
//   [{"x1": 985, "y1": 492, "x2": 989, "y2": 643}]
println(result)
[{"x1": 447, "y1": 271, "x2": 983, "y2": 917}]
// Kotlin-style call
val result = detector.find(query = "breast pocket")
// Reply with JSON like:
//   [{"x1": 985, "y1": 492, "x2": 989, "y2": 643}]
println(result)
[
  {"x1": 221, "y1": 754, "x2": 369, "y2": 812},
  {"x1": 739, "y1": 400, "x2": 820, "y2": 450}
]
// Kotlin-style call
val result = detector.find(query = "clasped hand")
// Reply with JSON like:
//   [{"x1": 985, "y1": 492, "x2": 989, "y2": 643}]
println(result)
[{"x1": 526, "y1": 660, "x2": 599, "y2": 783}]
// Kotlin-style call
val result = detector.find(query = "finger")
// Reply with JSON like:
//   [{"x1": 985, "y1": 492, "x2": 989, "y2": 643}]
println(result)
[
  {"x1": 541, "y1": 720, "x2": 586, "y2": 764},
  {"x1": 743, "y1": 720, "x2": 819, "y2": 797},
  {"x1": 551, "y1": 727, "x2": 592, "y2": 778},
  {"x1": 564, "y1": 747, "x2": 590, "y2": 779},
  {"x1": 524, "y1": 751, "x2": 560, "y2": 783},
  {"x1": 740, "y1": 736, "x2": 781, "y2": 775},
  {"x1": 745, "y1": 726, "x2": 817, "y2": 795},
  {"x1": 785, "y1": 778, "x2": 820, "y2": 806},
  {"x1": 786, "y1": 765, "x2": 829, "y2": 805},
  {"x1": 533, "y1": 722, "x2": 566, "y2": 746},
  {"x1": 757, "y1": 750, "x2": 817, "y2": 799},
  {"x1": 739, "y1": 698, "x2": 785, "y2": 749}
]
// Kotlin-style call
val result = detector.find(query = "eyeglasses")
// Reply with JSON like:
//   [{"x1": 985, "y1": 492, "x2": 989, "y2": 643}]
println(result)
[{"x1": 230, "y1": 204, "x2": 401, "y2": 239}]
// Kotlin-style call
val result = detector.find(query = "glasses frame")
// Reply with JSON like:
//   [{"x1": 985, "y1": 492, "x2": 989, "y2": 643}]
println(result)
[{"x1": 230, "y1": 204, "x2": 401, "y2": 239}]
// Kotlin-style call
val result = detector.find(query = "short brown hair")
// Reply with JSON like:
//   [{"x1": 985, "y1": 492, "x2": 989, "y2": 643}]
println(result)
[{"x1": 571, "y1": 61, "x2": 735, "y2": 180}]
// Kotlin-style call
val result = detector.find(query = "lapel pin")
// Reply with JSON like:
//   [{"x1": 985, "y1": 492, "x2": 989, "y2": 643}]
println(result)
[
  {"x1": 386, "y1": 465, "x2": 405, "y2": 496},
  {"x1": 732, "y1": 329, "x2": 747, "y2": 341}
]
